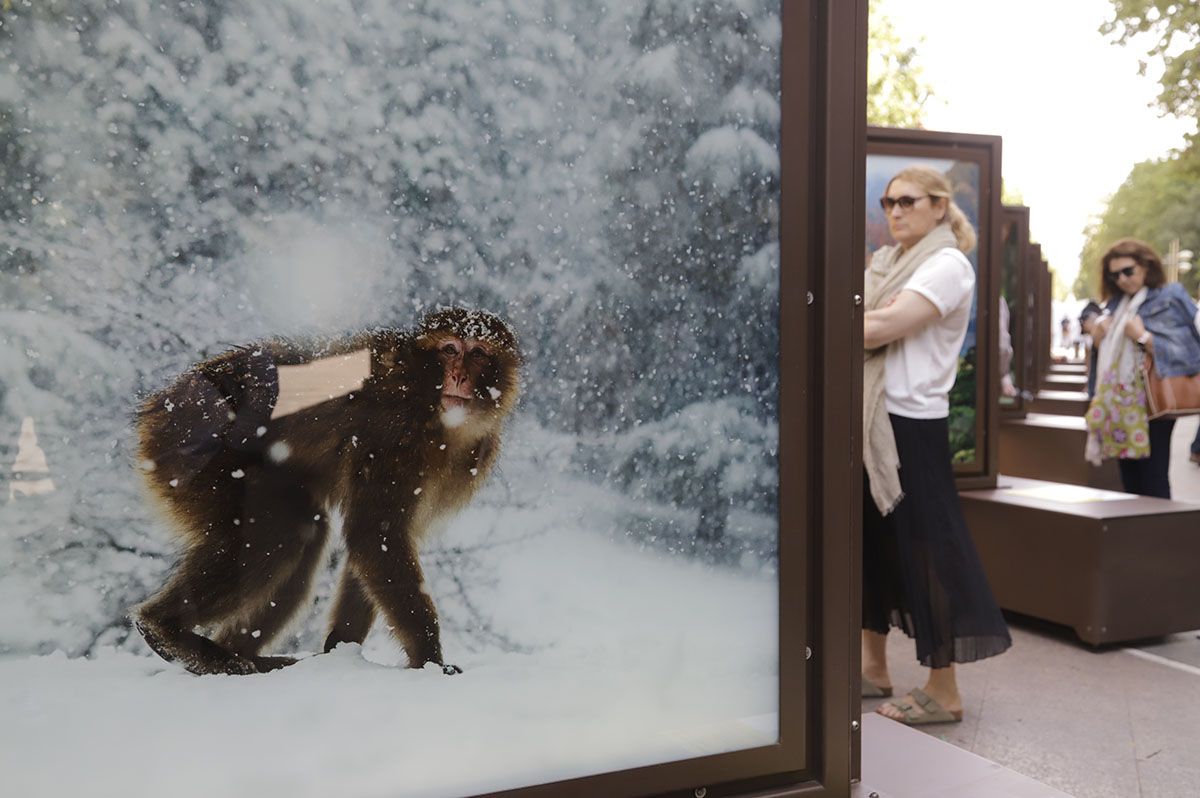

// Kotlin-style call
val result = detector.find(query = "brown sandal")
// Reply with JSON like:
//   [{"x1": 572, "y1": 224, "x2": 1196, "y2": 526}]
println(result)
[{"x1": 877, "y1": 687, "x2": 962, "y2": 725}]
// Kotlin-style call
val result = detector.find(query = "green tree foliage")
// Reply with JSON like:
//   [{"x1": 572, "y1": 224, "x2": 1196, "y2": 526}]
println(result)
[
  {"x1": 1001, "y1": 183, "x2": 1026, "y2": 207},
  {"x1": 867, "y1": 0, "x2": 932, "y2": 127},
  {"x1": 1103, "y1": 1, "x2": 1200, "y2": 159},
  {"x1": 1074, "y1": 154, "x2": 1200, "y2": 299},
  {"x1": 947, "y1": 351, "x2": 975, "y2": 464},
  {"x1": 1052, "y1": 268, "x2": 1071, "y2": 302},
  {"x1": 1077, "y1": 3, "x2": 1200, "y2": 301},
  {"x1": 1103, "y1": 1, "x2": 1200, "y2": 119}
]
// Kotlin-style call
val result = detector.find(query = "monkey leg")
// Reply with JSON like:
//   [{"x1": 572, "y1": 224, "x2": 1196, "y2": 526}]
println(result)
[
  {"x1": 137, "y1": 465, "x2": 327, "y2": 675},
  {"x1": 214, "y1": 516, "x2": 330, "y2": 661},
  {"x1": 345, "y1": 535, "x2": 457, "y2": 673},
  {"x1": 138, "y1": 534, "x2": 323, "y2": 675},
  {"x1": 134, "y1": 541, "x2": 271, "y2": 676},
  {"x1": 323, "y1": 568, "x2": 377, "y2": 653}
]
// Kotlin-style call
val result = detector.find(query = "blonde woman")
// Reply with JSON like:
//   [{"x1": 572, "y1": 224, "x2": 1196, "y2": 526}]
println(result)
[{"x1": 861, "y1": 166, "x2": 1011, "y2": 725}]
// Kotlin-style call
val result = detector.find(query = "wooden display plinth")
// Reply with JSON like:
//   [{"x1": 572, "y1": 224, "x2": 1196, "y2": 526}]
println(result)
[
  {"x1": 960, "y1": 476, "x2": 1200, "y2": 645},
  {"x1": 998, "y1": 413, "x2": 1121, "y2": 490},
  {"x1": 1028, "y1": 389, "x2": 1089, "y2": 416},
  {"x1": 1042, "y1": 372, "x2": 1088, "y2": 390}
]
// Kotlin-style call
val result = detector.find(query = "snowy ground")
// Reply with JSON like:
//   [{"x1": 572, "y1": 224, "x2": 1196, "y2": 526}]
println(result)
[{"x1": 0, "y1": 507, "x2": 779, "y2": 798}]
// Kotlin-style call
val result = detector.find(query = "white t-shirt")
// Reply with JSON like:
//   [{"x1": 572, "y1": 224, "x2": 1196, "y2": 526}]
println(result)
[{"x1": 883, "y1": 248, "x2": 976, "y2": 418}]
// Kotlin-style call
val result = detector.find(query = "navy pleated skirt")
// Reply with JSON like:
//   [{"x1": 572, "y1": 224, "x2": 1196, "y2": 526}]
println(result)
[{"x1": 862, "y1": 414, "x2": 1012, "y2": 668}]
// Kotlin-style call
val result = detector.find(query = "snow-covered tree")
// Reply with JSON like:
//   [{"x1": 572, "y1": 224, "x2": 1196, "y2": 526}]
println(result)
[
  {"x1": 593, "y1": 0, "x2": 781, "y2": 428},
  {"x1": 0, "y1": 0, "x2": 781, "y2": 655}
]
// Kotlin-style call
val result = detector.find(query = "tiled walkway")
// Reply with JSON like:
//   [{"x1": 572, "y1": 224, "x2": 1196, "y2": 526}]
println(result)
[{"x1": 862, "y1": 416, "x2": 1200, "y2": 798}]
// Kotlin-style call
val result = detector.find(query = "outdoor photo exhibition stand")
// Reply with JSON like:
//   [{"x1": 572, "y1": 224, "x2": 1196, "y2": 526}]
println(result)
[
  {"x1": 1027, "y1": 244, "x2": 1047, "y2": 395},
  {"x1": 485, "y1": 2, "x2": 868, "y2": 795},
  {"x1": 1017, "y1": 228, "x2": 1092, "y2": 416},
  {"x1": 998, "y1": 243, "x2": 1121, "y2": 490},
  {"x1": 864, "y1": 127, "x2": 1003, "y2": 490},
  {"x1": 962, "y1": 476, "x2": 1200, "y2": 645},
  {"x1": 972, "y1": 209, "x2": 1200, "y2": 648},
  {"x1": 0, "y1": 1, "x2": 870, "y2": 797},
  {"x1": 999, "y1": 205, "x2": 1031, "y2": 418},
  {"x1": 998, "y1": 410, "x2": 1122, "y2": 490}
]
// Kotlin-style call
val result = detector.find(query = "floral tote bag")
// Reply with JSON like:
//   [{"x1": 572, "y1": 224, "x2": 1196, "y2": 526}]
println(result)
[{"x1": 1086, "y1": 344, "x2": 1152, "y2": 460}]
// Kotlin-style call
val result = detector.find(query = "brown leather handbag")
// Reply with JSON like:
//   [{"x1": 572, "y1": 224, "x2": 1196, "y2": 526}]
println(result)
[{"x1": 1142, "y1": 348, "x2": 1200, "y2": 419}]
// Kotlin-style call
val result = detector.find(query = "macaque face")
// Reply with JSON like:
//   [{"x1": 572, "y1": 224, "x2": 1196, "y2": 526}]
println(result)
[{"x1": 434, "y1": 336, "x2": 496, "y2": 412}]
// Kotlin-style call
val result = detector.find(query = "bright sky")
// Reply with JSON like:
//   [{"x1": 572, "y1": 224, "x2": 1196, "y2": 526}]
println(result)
[{"x1": 878, "y1": 0, "x2": 1197, "y2": 293}]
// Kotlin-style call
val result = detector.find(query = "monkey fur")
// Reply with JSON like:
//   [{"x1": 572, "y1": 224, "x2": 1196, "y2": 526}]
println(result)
[{"x1": 132, "y1": 307, "x2": 520, "y2": 676}]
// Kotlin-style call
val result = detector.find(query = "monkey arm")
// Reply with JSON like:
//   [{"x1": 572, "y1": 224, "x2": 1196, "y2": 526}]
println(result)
[{"x1": 341, "y1": 497, "x2": 456, "y2": 672}]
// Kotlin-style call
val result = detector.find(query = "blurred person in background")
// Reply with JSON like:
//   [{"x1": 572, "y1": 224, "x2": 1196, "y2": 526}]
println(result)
[
  {"x1": 999, "y1": 298, "x2": 1018, "y2": 398},
  {"x1": 1079, "y1": 300, "x2": 1103, "y2": 397}
]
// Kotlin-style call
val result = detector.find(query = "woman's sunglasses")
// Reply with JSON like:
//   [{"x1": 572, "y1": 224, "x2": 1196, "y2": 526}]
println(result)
[
  {"x1": 879, "y1": 194, "x2": 931, "y2": 212},
  {"x1": 1106, "y1": 265, "x2": 1138, "y2": 281}
]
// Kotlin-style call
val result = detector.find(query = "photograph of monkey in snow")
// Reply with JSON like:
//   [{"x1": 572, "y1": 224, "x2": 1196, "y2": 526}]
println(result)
[
  {"x1": 133, "y1": 307, "x2": 523, "y2": 677},
  {"x1": 0, "y1": 2, "x2": 783, "y2": 796}
]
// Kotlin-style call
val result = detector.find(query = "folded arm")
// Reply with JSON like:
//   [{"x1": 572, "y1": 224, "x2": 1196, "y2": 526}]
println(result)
[{"x1": 864, "y1": 289, "x2": 941, "y2": 350}]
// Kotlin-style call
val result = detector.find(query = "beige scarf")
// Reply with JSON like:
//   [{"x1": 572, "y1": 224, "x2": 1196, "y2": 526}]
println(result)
[{"x1": 863, "y1": 223, "x2": 959, "y2": 514}]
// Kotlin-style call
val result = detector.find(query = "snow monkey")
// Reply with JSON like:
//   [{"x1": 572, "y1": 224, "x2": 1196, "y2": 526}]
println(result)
[{"x1": 133, "y1": 307, "x2": 521, "y2": 676}]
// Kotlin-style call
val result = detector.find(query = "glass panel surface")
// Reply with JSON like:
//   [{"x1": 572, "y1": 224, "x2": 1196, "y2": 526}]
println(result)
[
  {"x1": 0, "y1": 3, "x2": 784, "y2": 796},
  {"x1": 865, "y1": 153, "x2": 982, "y2": 467},
  {"x1": 999, "y1": 215, "x2": 1021, "y2": 408}
]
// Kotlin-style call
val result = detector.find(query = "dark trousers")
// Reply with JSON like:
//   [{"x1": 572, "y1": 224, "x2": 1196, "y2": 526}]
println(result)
[{"x1": 1118, "y1": 417, "x2": 1176, "y2": 498}]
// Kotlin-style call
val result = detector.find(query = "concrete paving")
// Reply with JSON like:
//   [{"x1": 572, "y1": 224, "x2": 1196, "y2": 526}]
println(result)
[
  {"x1": 855, "y1": 713, "x2": 1074, "y2": 798},
  {"x1": 1166, "y1": 414, "x2": 1200, "y2": 504},
  {"x1": 862, "y1": 415, "x2": 1200, "y2": 798}
]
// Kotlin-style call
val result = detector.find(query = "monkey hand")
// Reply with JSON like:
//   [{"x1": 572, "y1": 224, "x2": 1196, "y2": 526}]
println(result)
[
  {"x1": 251, "y1": 654, "x2": 299, "y2": 673},
  {"x1": 441, "y1": 663, "x2": 463, "y2": 675}
]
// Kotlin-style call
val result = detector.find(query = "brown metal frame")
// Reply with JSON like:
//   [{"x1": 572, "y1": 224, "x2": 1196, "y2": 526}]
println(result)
[
  {"x1": 1035, "y1": 251, "x2": 1052, "y2": 385},
  {"x1": 1044, "y1": 261, "x2": 1054, "y2": 376},
  {"x1": 864, "y1": 127, "x2": 1003, "y2": 490},
  {"x1": 1024, "y1": 242, "x2": 1044, "y2": 391},
  {"x1": 473, "y1": 2, "x2": 868, "y2": 796},
  {"x1": 999, "y1": 206, "x2": 1031, "y2": 417}
]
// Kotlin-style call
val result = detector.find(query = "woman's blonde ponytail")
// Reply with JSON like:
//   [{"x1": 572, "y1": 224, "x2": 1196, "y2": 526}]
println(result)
[{"x1": 944, "y1": 201, "x2": 977, "y2": 254}]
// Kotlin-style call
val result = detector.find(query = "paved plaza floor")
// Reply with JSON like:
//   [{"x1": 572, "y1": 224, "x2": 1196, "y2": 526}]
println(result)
[{"x1": 861, "y1": 416, "x2": 1200, "y2": 798}]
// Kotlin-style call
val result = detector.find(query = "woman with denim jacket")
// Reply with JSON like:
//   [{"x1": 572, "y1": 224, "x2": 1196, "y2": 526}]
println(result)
[{"x1": 1090, "y1": 238, "x2": 1200, "y2": 497}]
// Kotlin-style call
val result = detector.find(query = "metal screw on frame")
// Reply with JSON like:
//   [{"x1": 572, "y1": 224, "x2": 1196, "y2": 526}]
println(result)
[
  {"x1": 694, "y1": 788, "x2": 707, "y2": 798},
  {"x1": 853, "y1": 293, "x2": 863, "y2": 306},
  {"x1": 869, "y1": 792, "x2": 881, "y2": 798},
  {"x1": 851, "y1": 720, "x2": 860, "y2": 732},
  {"x1": 805, "y1": 646, "x2": 812, "y2": 660},
  {"x1": 807, "y1": 290, "x2": 814, "y2": 306}
]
